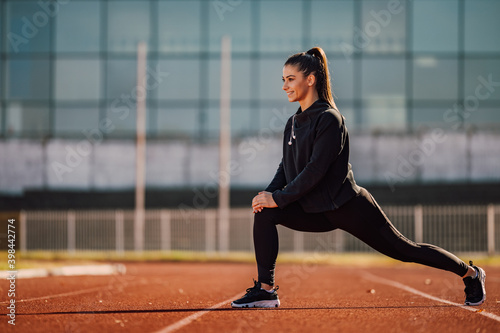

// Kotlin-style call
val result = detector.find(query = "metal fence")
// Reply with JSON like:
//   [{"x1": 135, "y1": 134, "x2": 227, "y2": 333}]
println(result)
[{"x1": 19, "y1": 205, "x2": 500, "y2": 255}]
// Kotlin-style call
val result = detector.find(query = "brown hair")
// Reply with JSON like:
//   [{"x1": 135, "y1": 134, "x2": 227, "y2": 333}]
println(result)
[{"x1": 284, "y1": 47, "x2": 335, "y2": 107}]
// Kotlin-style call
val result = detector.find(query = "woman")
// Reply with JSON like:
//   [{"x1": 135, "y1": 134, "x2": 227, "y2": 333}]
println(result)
[{"x1": 231, "y1": 47, "x2": 486, "y2": 308}]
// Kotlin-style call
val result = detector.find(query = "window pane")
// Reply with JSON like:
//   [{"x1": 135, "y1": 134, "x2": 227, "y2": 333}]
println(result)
[
  {"x1": 55, "y1": 59, "x2": 101, "y2": 100},
  {"x1": 7, "y1": 58, "x2": 50, "y2": 100},
  {"x1": 157, "y1": 59, "x2": 200, "y2": 101},
  {"x1": 412, "y1": 1, "x2": 458, "y2": 53},
  {"x1": 338, "y1": 104, "x2": 356, "y2": 131},
  {"x1": 411, "y1": 106, "x2": 452, "y2": 131},
  {"x1": 465, "y1": 108, "x2": 500, "y2": 129},
  {"x1": 157, "y1": 107, "x2": 198, "y2": 138},
  {"x1": 106, "y1": 58, "x2": 137, "y2": 100},
  {"x1": 361, "y1": 0, "x2": 406, "y2": 53},
  {"x1": 206, "y1": 105, "x2": 254, "y2": 139},
  {"x1": 209, "y1": 0, "x2": 251, "y2": 53},
  {"x1": 56, "y1": 1, "x2": 100, "y2": 52},
  {"x1": 0, "y1": 104, "x2": 3, "y2": 136},
  {"x1": 104, "y1": 106, "x2": 139, "y2": 137},
  {"x1": 0, "y1": 62, "x2": 2, "y2": 98},
  {"x1": 108, "y1": 1, "x2": 150, "y2": 53},
  {"x1": 259, "y1": 1, "x2": 302, "y2": 53},
  {"x1": 259, "y1": 57, "x2": 288, "y2": 100},
  {"x1": 465, "y1": 0, "x2": 500, "y2": 52},
  {"x1": 158, "y1": 1, "x2": 201, "y2": 53},
  {"x1": 361, "y1": 58, "x2": 405, "y2": 99},
  {"x1": 259, "y1": 101, "x2": 295, "y2": 133},
  {"x1": 413, "y1": 57, "x2": 458, "y2": 100},
  {"x1": 331, "y1": 57, "x2": 354, "y2": 100},
  {"x1": 362, "y1": 98, "x2": 405, "y2": 131},
  {"x1": 0, "y1": 4, "x2": 3, "y2": 54},
  {"x1": 6, "y1": 1, "x2": 51, "y2": 53},
  {"x1": 464, "y1": 59, "x2": 500, "y2": 100},
  {"x1": 208, "y1": 58, "x2": 251, "y2": 100},
  {"x1": 54, "y1": 106, "x2": 99, "y2": 136},
  {"x1": 106, "y1": 58, "x2": 156, "y2": 137},
  {"x1": 311, "y1": 0, "x2": 354, "y2": 54},
  {"x1": 205, "y1": 106, "x2": 218, "y2": 139},
  {"x1": 6, "y1": 102, "x2": 49, "y2": 137}
]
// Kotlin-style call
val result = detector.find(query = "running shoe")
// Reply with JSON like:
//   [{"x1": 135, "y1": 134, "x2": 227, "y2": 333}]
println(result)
[
  {"x1": 231, "y1": 280, "x2": 280, "y2": 308},
  {"x1": 463, "y1": 260, "x2": 486, "y2": 306}
]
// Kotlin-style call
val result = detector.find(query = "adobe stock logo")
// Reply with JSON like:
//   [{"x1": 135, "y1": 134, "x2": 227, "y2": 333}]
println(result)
[
  {"x1": 385, "y1": 74, "x2": 500, "y2": 192},
  {"x1": 340, "y1": 0, "x2": 404, "y2": 62},
  {"x1": 177, "y1": 106, "x2": 290, "y2": 217},
  {"x1": 7, "y1": 0, "x2": 70, "y2": 53},
  {"x1": 212, "y1": 0, "x2": 243, "y2": 21},
  {"x1": 50, "y1": 65, "x2": 169, "y2": 182}
]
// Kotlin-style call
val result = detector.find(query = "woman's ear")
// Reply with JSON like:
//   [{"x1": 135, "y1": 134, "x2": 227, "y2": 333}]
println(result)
[{"x1": 307, "y1": 74, "x2": 316, "y2": 87}]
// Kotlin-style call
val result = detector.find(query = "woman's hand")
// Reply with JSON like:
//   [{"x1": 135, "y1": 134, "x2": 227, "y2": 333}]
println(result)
[{"x1": 252, "y1": 191, "x2": 278, "y2": 213}]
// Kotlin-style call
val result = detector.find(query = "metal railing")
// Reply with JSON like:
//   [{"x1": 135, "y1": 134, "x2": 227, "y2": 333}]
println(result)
[{"x1": 19, "y1": 205, "x2": 500, "y2": 255}]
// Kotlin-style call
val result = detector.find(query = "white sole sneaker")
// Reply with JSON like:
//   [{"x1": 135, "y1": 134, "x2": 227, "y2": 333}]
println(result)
[
  {"x1": 464, "y1": 266, "x2": 486, "y2": 306},
  {"x1": 231, "y1": 299, "x2": 280, "y2": 308}
]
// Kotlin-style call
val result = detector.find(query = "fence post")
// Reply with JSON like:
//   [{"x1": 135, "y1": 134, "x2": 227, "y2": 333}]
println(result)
[
  {"x1": 160, "y1": 210, "x2": 171, "y2": 252},
  {"x1": 334, "y1": 229, "x2": 344, "y2": 252},
  {"x1": 218, "y1": 35, "x2": 231, "y2": 254},
  {"x1": 115, "y1": 210, "x2": 125, "y2": 255},
  {"x1": 206, "y1": 210, "x2": 217, "y2": 254},
  {"x1": 68, "y1": 210, "x2": 76, "y2": 254},
  {"x1": 487, "y1": 204, "x2": 495, "y2": 256},
  {"x1": 20, "y1": 210, "x2": 27, "y2": 252},
  {"x1": 293, "y1": 232, "x2": 304, "y2": 253},
  {"x1": 414, "y1": 205, "x2": 423, "y2": 243}
]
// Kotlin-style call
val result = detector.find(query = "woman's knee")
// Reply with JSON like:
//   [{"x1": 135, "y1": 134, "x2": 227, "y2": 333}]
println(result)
[
  {"x1": 254, "y1": 207, "x2": 280, "y2": 227},
  {"x1": 376, "y1": 224, "x2": 421, "y2": 262}
]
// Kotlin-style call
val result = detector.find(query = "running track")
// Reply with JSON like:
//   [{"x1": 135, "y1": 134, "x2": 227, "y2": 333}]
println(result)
[{"x1": 1, "y1": 262, "x2": 499, "y2": 332}]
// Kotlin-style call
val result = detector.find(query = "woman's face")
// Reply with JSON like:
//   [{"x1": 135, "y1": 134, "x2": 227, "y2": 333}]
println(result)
[{"x1": 282, "y1": 65, "x2": 314, "y2": 103}]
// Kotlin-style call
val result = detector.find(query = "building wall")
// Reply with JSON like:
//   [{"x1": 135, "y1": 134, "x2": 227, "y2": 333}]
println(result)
[
  {"x1": 1, "y1": 0, "x2": 500, "y2": 140},
  {"x1": 1, "y1": 0, "x2": 500, "y2": 194},
  {"x1": 2, "y1": 131, "x2": 500, "y2": 195}
]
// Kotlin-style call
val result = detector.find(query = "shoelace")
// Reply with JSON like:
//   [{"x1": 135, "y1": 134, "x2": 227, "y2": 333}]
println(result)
[
  {"x1": 244, "y1": 280, "x2": 261, "y2": 296},
  {"x1": 244, "y1": 280, "x2": 279, "y2": 296}
]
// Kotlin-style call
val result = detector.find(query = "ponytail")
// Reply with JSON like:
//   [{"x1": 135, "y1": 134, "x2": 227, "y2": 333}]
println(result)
[{"x1": 284, "y1": 46, "x2": 335, "y2": 107}]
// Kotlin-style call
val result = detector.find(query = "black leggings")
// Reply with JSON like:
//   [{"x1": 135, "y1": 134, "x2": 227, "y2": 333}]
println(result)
[{"x1": 254, "y1": 187, "x2": 469, "y2": 285}]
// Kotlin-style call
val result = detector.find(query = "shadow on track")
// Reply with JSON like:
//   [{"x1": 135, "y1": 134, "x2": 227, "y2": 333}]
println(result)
[{"x1": 16, "y1": 304, "x2": 459, "y2": 316}]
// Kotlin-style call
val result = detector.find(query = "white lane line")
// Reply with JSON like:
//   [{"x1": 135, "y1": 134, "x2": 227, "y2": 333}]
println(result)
[
  {"x1": 362, "y1": 271, "x2": 500, "y2": 323},
  {"x1": 152, "y1": 293, "x2": 241, "y2": 333},
  {"x1": 0, "y1": 276, "x2": 142, "y2": 305},
  {"x1": 0, "y1": 285, "x2": 114, "y2": 305}
]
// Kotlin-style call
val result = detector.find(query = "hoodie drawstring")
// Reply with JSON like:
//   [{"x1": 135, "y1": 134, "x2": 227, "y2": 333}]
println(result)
[{"x1": 288, "y1": 114, "x2": 296, "y2": 146}]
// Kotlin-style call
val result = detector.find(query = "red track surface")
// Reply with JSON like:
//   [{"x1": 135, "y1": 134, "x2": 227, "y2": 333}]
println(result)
[{"x1": 1, "y1": 262, "x2": 499, "y2": 332}]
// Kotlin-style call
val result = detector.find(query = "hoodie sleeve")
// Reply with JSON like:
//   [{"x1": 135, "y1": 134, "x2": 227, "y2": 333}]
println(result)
[
  {"x1": 272, "y1": 112, "x2": 344, "y2": 209},
  {"x1": 265, "y1": 159, "x2": 287, "y2": 192}
]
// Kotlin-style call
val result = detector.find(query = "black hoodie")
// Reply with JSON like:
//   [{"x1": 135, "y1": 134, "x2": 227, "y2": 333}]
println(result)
[{"x1": 266, "y1": 99, "x2": 360, "y2": 213}]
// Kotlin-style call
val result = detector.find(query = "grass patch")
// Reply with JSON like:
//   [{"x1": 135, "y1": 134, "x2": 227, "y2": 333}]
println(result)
[
  {"x1": 0, "y1": 250, "x2": 256, "y2": 270},
  {"x1": 1, "y1": 251, "x2": 500, "y2": 270}
]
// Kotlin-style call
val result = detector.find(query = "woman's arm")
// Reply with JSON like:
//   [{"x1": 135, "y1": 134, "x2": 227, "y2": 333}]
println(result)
[
  {"x1": 264, "y1": 159, "x2": 287, "y2": 192},
  {"x1": 252, "y1": 160, "x2": 285, "y2": 213},
  {"x1": 272, "y1": 112, "x2": 344, "y2": 208}
]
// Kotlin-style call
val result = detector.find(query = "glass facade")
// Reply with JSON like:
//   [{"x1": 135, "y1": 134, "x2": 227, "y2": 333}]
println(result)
[
  {"x1": 1, "y1": 0, "x2": 499, "y2": 140},
  {"x1": 56, "y1": 1, "x2": 101, "y2": 53}
]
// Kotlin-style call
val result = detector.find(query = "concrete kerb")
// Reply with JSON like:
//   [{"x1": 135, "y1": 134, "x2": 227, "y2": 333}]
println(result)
[{"x1": 0, "y1": 263, "x2": 126, "y2": 279}]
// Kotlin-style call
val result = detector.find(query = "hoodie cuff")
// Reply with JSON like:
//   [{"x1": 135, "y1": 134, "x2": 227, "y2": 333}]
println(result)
[{"x1": 272, "y1": 190, "x2": 288, "y2": 209}]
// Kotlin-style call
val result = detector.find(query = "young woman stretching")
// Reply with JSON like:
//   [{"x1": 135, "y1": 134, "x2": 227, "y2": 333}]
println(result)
[{"x1": 231, "y1": 47, "x2": 486, "y2": 308}]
